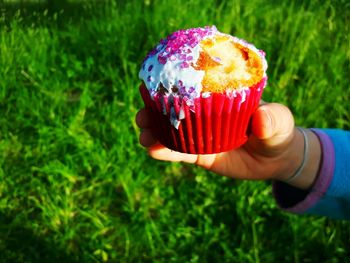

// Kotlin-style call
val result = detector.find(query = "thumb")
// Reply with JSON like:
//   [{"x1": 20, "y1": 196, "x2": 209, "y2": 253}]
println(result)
[{"x1": 250, "y1": 103, "x2": 295, "y2": 149}]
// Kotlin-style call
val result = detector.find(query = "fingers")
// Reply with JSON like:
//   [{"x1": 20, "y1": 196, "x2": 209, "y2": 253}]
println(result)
[
  {"x1": 136, "y1": 108, "x2": 158, "y2": 147},
  {"x1": 139, "y1": 129, "x2": 157, "y2": 147},
  {"x1": 250, "y1": 103, "x2": 295, "y2": 150},
  {"x1": 135, "y1": 108, "x2": 151, "y2": 129},
  {"x1": 136, "y1": 108, "x2": 218, "y2": 169},
  {"x1": 148, "y1": 144, "x2": 218, "y2": 169},
  {"x1": 148, "y1": 144, "x2": 198, "y2": 162},
  {"x1": 148, "y1": 145, "x2": 254, "y2": 180},
  {"x1": 251, "y1": 106, "x2": 274, "y2": 139},
  {"x1": 136, "y1": 107, "x2": 218, "y2": 169}
]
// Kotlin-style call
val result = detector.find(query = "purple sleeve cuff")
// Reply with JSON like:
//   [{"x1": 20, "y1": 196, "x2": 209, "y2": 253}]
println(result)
[{"x1": 272, "y1": 129, "x2": 335, "y2": 213}]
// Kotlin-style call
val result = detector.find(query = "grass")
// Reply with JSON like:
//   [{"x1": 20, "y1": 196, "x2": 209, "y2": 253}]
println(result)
[{"x1": 0, "y1": 0, "x2": 349, "y2": 262}]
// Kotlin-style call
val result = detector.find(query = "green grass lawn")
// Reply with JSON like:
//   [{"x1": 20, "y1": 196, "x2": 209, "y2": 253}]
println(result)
[{"x1": 0, "y1": 0, "x2": 349, "y2": 262}]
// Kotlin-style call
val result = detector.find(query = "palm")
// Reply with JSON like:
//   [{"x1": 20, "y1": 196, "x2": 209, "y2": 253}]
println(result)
[{"x1": 137, "y1": 102, "x2": 295, "y2": 181}]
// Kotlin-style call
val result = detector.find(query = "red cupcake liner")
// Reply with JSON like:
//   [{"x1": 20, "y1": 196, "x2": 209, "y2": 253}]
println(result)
[{"x1": 140, "y1": 79, "x2": 265, "y2": 154}]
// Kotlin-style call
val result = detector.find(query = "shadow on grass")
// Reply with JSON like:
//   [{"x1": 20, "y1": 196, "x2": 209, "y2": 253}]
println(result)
[{"x1": 0, "y1": 212, "x2": 79, "y2": 263}]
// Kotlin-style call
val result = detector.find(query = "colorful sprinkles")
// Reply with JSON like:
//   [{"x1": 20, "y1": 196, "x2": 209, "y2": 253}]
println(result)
[
  {"x1": 139, "y1": 26, "x2": 219, "y2": 103},
  {"x1": 145, "y1": 26, "x2": 216, "y2": 69}
]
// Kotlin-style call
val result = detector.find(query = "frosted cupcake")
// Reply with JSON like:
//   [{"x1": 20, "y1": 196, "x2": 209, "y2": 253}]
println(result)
[{"x1": 139, "y1": 26, "x2": 267, "y2": 154}]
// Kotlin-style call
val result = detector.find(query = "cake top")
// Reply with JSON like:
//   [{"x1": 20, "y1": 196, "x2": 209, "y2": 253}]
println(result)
[{"x1": 139, "y1": 26, "x2": 267, "y2": 104}]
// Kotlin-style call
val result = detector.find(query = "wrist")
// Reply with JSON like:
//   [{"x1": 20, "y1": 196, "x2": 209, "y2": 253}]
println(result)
[
  {"x1": 275, "y1": 128, "x2": 322, "y2": 190},
  {"x1": 273, "y1": 127, "x2": 304, "y2": 181}
]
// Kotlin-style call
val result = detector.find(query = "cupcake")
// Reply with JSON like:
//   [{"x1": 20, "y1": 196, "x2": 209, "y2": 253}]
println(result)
[{"x1": 139, "y1": 26, "x2": 267, "y2": 154}]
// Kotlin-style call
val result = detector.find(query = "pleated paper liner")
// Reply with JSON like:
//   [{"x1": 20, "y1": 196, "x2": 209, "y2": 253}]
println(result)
[{"x1": 140, "y1": 78, "x2": 265, "y2": 154}]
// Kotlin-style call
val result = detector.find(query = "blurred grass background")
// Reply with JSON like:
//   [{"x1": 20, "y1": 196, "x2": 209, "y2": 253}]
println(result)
[{"x1": 0, "y1": 0, "x2": 349, "y2": 262}]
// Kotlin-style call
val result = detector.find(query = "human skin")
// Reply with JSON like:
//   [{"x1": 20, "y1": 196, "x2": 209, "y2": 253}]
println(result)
[{"x1": 136, "y1": 103, "x2": 322, "y2": 190}]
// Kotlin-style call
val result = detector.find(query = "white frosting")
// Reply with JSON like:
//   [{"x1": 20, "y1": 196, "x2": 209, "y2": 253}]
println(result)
[{"x1": 139, "y1": 38, "x2": 206, "y2": 98}]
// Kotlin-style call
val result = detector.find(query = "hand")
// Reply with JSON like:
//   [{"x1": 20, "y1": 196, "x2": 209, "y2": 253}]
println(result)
[{"x1": 136, "y1": 103, "x2": 321, "y2": 189}]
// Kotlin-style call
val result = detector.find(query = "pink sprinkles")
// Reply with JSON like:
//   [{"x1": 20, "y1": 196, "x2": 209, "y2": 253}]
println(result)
[
  {"x1": 180, "y1": 61, "x2": 189, "y2": 69},
  {"x1": 149, "y1": 26, "x2": 217, "y2": 66},
  {"x1": 141, "y1": 26, "x2": 218, "y2": 103}
]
